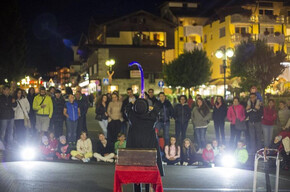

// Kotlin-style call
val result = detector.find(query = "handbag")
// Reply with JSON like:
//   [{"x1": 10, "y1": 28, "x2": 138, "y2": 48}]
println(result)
[
  {"x1": 95, "y1": 114, "x2": 102, "y2": 121},
  {"x1": 232, "y1": 106, "x2": 246, "y2": 131},
  {"x1": 18, "y1": 101, "x2": 31, "y2": 128}
]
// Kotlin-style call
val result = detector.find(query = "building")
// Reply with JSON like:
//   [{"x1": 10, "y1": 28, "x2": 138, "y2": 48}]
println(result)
[{"x1": 79, "y1": 10, "x2": 176, "y2": 94}]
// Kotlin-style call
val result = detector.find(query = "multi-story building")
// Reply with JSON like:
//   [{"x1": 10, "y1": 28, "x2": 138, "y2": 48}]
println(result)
[
  {"x1": 160, "y1": 1, "x2": 209, "y2": 57},
  {"x1": 79, "y1": 10, "x2": 176, "y2": 94}
]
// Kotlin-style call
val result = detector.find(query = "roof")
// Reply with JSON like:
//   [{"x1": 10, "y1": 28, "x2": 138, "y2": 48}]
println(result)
[{"x1": 93, "y1": 10, "x2": 176, "y2": 27}]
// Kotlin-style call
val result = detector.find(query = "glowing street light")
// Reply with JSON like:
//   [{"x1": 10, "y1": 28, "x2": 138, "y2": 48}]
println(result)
[
  {"x1": 215, "y1": 47, "x2": 234, "y2": 99},
  {"x1": 106, "y1": 59, "x2": 116, "y2": 84}
]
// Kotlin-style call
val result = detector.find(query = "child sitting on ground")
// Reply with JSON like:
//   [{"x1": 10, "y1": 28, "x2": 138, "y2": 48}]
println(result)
[
  {"x1": 70, "y1": 132, "x2": 93, "y2": 163},
  {"x1": 181, "y1": 138, "x2": 197, "y2": 166},
  {"x1": 163, "y1": 136, "x2": 181, "y2": 165},
  {"x1": 202, "y1": 143, "x2": 214, "y2": 167},
  {"x1": 114, "y1": 133, "x2": 126, "y2": 154},
  {"x1": 234, "y1": 141, "x2": 249, "y2": 168},
  {"x1": 40, "y1": 136, "x2": 55, "y2": 160},
  {"x1": 212, "y1": 139, "x2": 219, "y2": 158},
  {"x1": 49, "y1": 132, "x2": 58, "y2": 152},
  {"x1": 56, "y1": 135, "x2": 70, "y2": 160}
]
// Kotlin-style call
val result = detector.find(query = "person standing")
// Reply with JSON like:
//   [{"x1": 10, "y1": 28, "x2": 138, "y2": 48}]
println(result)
[
  {"x1": 148, "y1": 88, "x2": 157, "y2": 105},
  {"x1": 191, "y1": 98, "x2": 211, "y2": 152},
  {"x1": 95, "y1": 94, "x2": 109, "y2": 137},
  {"x1": 107, "y1": 93, "x2": 123, "y2": 143},
  {"x1": 75, "y1": 91, "x2": 89, "y2": 137},
  {"x1": 14, "y1": 88, "x2": 30, "y2": 145},
  {"x1": 63, "y1": 94, "x2": 80, "y2": 145},
  {"x1": 174, "y1": 95, "x2": 191, "y2": 143},
  {"x1": 227, "y1": 97, "x2": 246, "y2": 148},
  {"x1": 121, "y1": 88, "x2": 137, "y2": 136},
  {"x1": 213, "y1": 96, "x2": 227, "y2": 145},
  {"x1": 75, "y1": 86, "x2": 89, "y2": 132},
  {"x1": 33, "y1": 86, "x2": 53, "y2": 137},
  {"x1": 247, "y1": 93, "x2": 263, "y2": 154},
  {"x1": 277, "y1": 101, "x2": 290, "y2": 131},
  {"x1": 155, "y1": 92, "x2": 174, "y2": 145},
  {"x1": 126, "y1": 98, "x2": 164, "y2": 192},
  {"x1": 51, "y1": 89, "x2": 65, "y2": 138},
  {"x1": 261, "y1": 99, "x2": 277, "y2": 148},
  {"x1": 0, "y1": 86, "x2": 17, "y2": 149},
  {"x1": 27, "y1": 87, "x2": 36, "y2": 137}
]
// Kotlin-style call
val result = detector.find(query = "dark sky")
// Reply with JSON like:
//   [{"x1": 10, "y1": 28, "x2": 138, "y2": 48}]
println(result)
[{"x1": 17, "y1": 0, "x2": 229, "y2": 73}]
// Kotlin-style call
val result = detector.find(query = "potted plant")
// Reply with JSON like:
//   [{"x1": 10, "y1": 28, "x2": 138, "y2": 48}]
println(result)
[{"x1": 274, "y1": 31, "x2": 280, "y2": 36}]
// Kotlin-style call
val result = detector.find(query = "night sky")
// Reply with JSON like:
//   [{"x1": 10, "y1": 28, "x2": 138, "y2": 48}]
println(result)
[{"x1": 15, "y1": 0, "x2": 229, "y2": 74}]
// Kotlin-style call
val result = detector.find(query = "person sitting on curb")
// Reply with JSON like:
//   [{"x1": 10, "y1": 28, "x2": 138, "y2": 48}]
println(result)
[{"x1": 93, "y1": 133, "x2": 115, "y2": 163}]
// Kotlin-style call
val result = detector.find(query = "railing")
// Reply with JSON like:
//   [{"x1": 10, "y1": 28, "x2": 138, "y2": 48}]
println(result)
[
  {"x1": 184, "y1": 42, "x2": 203, "y2": 52},
  {"x1": 285, "y1": 35, "x2": 290, "y2": 43},
  {"x1": 258, "y1": 33, "x2": 285, "y2": 44},
  {"x1": 183, "y1": 25, "x2": 203, "y2": 36}
]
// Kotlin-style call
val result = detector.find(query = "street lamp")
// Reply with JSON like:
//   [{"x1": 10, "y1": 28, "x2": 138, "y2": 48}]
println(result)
[
  {"x1": 106, "y1": 59, "x2": 115, "y2": 84},
  {"x1": 215, "y1": 47, "x2": 234, "y2": 99}
]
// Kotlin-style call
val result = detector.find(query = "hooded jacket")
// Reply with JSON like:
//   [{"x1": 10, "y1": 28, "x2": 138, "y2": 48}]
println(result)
[
  {"x1": 234, "y1": 146, "x2": 249, "y2": 164},
  {"x1": 156, "y1": 99, "x2": 174, "y2": 123},
  {"x1": 174, "y1": 103, "x2": 191, "y2": 124}
]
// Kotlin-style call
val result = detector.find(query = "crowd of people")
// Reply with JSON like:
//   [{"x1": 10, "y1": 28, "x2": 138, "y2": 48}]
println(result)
[{"x1": 0, "y1": 84, "x2": 289, "y2": 170}]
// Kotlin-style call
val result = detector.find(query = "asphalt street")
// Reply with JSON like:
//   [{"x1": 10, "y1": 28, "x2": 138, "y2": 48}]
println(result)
[{"x1": 0, "y1": 161, "x2": 290, "y2": 192}]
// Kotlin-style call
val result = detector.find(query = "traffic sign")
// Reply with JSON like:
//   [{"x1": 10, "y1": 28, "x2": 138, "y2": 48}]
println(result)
[
  {"x1": 158, "y1": 80, "x2": 164, "y2": 87},
  {"x1": 103, "y1": 78, "x2": 109, "y2": 85}
]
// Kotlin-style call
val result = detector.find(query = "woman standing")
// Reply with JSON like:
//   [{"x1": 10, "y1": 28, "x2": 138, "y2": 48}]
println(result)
[
  {"x1": 212, "y1": 96, "x2": 227, "y2": 145},
  {"x1": 227, "y1": 97, "x2": 246, "y2": 147},
  {"x1": 262, "y1": 99, "x2": 277, "y2": 147},
  {"x1": 191, "y1": 98, "x2": 211, "y2": 152},
  {"x1": 95, "y1": 94, "x2": 109, "y2": 137},
  {"x1": 174, "y1": 95, "x2": 191, "y2": 143},
  {"x1": 107, "y1": 93, "x2": 123, "y2": 143},
  {"x1": 27, "y1": 87, "x2": 36, "y2": 136},
  {"x1": 14, "y1": 88, "x2": 30, "y2": 145}
]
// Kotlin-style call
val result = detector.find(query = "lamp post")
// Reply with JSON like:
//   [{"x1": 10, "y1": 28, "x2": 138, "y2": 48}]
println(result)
[
  {"x1": 105, "y1": 59, "x2": 115, "y2": 84},
  {"x1": 215, "y1": 47, "x2": 234, "y2": 99}
]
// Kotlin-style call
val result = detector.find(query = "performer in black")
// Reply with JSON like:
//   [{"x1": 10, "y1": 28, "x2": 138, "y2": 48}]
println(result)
[{"x1": 126, "y1": 98, "x2": 164, "y2": 192}]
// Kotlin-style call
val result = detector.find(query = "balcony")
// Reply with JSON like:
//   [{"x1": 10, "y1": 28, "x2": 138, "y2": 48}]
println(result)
[
  {"x1": 184, "y1": 42, "x2": 203, "y2": 52},
  {"x1": 231, "y1": 33, "x2": 257, "y2": 43},
  {"x1": 258, "y1": 33, "x2": 284, "y2": 44},
  {"x1": 286, "y1": 36, "x2": 290, "y2": 44},
  {"x1": 183, "y1": 25, "x2": 203, "y2": 37},
  {"x1": 231, "y1": 14, "x2": 251, "y2": 23}
]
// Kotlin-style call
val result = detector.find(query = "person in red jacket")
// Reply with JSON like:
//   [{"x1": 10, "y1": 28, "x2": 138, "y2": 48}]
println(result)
[
  {"x1": 227, "y1": 97, "x2": 246, "y2": 147},
  {"x1": 39, "y1": 136, "x2": 55, "y2": 160},
  {"x1": 202, "y1": 143, "x2": 214, "y2": 167},
  {"x1": 262, "y1": 99, "x2": 277, "y2": 147}
]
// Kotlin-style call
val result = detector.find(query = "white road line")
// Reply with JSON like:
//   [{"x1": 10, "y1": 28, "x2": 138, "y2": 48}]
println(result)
[{"x1": 162, "y1": 188, "x2": 290, "y2": 191}]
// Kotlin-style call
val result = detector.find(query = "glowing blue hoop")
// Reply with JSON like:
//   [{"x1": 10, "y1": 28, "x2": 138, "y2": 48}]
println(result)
[{"x1": 129, "y1": 62, "x2": 145, "y2": 98}]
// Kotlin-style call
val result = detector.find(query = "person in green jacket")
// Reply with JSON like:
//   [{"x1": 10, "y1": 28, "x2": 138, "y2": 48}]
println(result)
[
  {"x1": 114, "y1": 133, "x2": 126, "y2": 154},
  {"x1": 33, "y1": 87, "x2": 53, "y2": 136},
  {"x1": 234, "y1": 140, "x2": 249, "y2": 167}
]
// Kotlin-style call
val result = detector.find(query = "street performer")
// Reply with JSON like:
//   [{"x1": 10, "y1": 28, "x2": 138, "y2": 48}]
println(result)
[{"x1": 126, "y1": 98, "x2": 164, "y2": 192}]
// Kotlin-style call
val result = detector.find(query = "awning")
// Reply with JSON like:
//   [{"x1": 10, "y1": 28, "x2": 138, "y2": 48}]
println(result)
[{"x1": 208, "y1": 77, "x2": 240, "y2": 88}]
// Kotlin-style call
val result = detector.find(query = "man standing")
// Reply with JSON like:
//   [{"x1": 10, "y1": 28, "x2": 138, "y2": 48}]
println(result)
[
  {"x1": 0, "y1": 86, "x2": 17, "y2": 149},
  {"x1": 148, "y1": 88, "x2": 157, "y2": 105},
  {"x1": 121, "y1": 88, "x2": 137, "y2": 135},
  {"x1": 33, "y1": 87, "x2": 53, "y2": 136},
  {"x1": 247, "y1": 93, "x2": 263, "y2": 154},
  {"x1": 51, "y1": 89, "x2": 65, "y2": 138},
  {"x1": 155, "y1": 92, "x2": 174, "y2": 145},
  {"x1": 75, "y1": 91, "x2": 89, "y2": 137},
  {"x1": 75, "y1": 86, "x2": 89, "y2": 132}
]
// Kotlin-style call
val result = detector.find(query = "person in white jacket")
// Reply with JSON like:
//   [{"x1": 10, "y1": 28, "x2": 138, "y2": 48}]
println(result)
[
  {"x1": 14, "y1": 88, "x2": 30, "y2": 145},
  {"x1": 70, "y1": 131, "x2": 93, "y2": 162}
]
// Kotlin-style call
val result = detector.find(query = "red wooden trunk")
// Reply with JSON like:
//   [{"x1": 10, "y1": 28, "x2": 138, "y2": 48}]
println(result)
[{"x1": 117, "y1": 148, "x2": 157, "y2": 166}]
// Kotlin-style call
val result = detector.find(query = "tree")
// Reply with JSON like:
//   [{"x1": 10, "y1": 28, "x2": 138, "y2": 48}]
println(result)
[
  {"x1": 163, "y1": 49, "x2": 212, "y2": 92},
  {"x1": 230, "y1": 40, "x2": 286, "y2": 98},
  {"x1": 0, "y1": 0, "x2": 27, "y2": 84}
]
